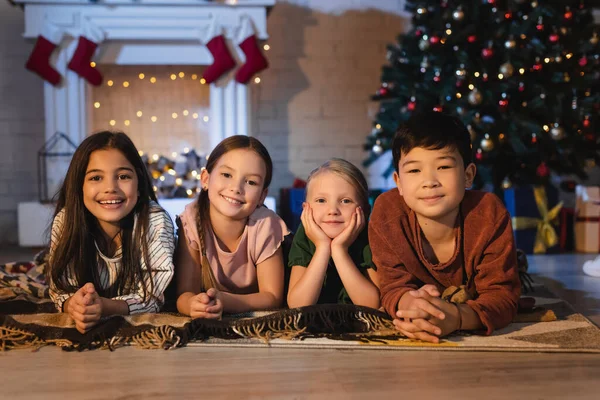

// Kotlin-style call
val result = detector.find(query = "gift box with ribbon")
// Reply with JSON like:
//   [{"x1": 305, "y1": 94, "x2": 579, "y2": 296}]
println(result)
[
  {"x1": 504, "y1": 185, "x2": 563, "y2": 254},
  {"x1": 574, "y1": 185, "x2": 600, "y2": 253}
]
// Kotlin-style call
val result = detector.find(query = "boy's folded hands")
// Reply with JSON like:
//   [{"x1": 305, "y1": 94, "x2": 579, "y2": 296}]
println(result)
[{"x1": 394, "y1": 284, "x2": 460, "y2": 343}]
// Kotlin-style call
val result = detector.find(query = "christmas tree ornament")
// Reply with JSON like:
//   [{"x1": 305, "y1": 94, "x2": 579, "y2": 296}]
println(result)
[
  {"x1": 564, "y1": 7, "x2": 573, "y2": 20},
  {"x1": 429, "y1": 35, "x2": 440, "y2": 44},
  {"x1": 481, "y1": 134, "x2": 494, "y2": 151},
  {"x1": 536, "y1": 17, "x2": 544, "y2": 31},
  {"x1": 499, "y1": 62, "x2": 514, "y2": 77},
  {"x1": 499, "y1": 98, "x2": 509, "y2": 110},
  {"x1": 473, "y1": 112, "x2": 482, "y2": 123},
  {"x1": 452, "y1": 8, "x2": 465, "y2": 21},
  {"x1": 416, "y1": 7, "x2": 428, "y2": 16},
  {"x1": 505, "y1": 11, "x2": 513, "y2": 20},
  {"x1": 501, "y1": 177, "x2": 512, "y2": 189},
  {"x1": 373, "y1": 141, "x2": 383, "y2": 155},
  {"x1": 550, "y1": 123, "x2": 566, "y2": 140},
  {"x1": 571, "y1": 96, "x2": 578, "y2": 110},
  {"x1": 563, "y1": 72, "x2": 571, "y2": 83},
  {"x1": 531, "y1": 133, "x2": 538, "y2": 144},
  {"x1": 590, "y1": 32, "x2": 599, "y2": 45},
  {"x1": 433, "y1": 105, "x2": 443, "y2": 112},
  {"x1": 482, "y1": 46, "x2": 494, "y2": 59},
  {"x1": 419, "y1": 38, "x2": 430, "y2": 51},
  {"x1": 532, "y1": 57, "x2": 543, "y2": 71},
  {"x1": 536, "y1": 162, "x2": 550, "y2": 178},
  {"x1": 586, "y1": 159, "x2": 596, "y2": 168},
  {"x1": 67, "y1": 22, "x2": 105, "y2": 86},
  {"x1": 504, "y1": 38, "x2": 516, "y2": 49},
  {"x1": 579, "y1": 56, "x2": 588, "y2": 67},
  {"x1": 549, "y1": 33, "x2": 560, "y2": 43},
  {"x1": 201, "y1": 17, "x2": 236, "y2": 84},
  {"x1": 25, "y1": 23, "x2": 65, "y2": 85},
  {"x1": 560, "y1": 27, "x2": 568, "y2": 35},
  {"x1": 531, "y1": 1, "x2": 538, "y2": 8},
  {"x1": 235, "y1": 16, "x2": 270, "y2": 84},
  {"x1": 519, "y1": 82, "x2": 525, "y2": 92},
  {"x1": 468, "y1": 89, "x2": 483, "y2": 105},
  {"x1": 407, "y1": 100, "x2": 416, "y2": 111},
  {"x1": 583, "y1": 115, "x2": 591, "y2": 128},
  {"x1": 468, "y1": 35, "x2": 477, "y2": 43},
  {"x1": 415, "y1": 28, "x2": 424, "y2": 37},
  {"x1": 475, "y1": 149, "x2": 484, "y2": 161},
  {"x1": 555, "y1": 55, "x2": 562, "y2": 63},
  {"x1": 455, "y1": 65, "x2": 466, "y2": 76}
]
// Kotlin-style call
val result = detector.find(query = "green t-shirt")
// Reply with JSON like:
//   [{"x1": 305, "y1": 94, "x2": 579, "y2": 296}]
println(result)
[{"x1": 287, "y1": 223, "x2": 373, "y2": 304}]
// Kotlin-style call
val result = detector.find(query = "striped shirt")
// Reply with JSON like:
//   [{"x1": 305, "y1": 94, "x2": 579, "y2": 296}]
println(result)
[{"x1": 49, "y1": 201, "x2": 175, "y2": 314}]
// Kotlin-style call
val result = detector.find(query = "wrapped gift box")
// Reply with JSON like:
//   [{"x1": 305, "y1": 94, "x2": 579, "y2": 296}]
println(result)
[
  {"x1": 575, "y1": 185, "x2": 600, "y2": 253},
  {"x1": 504, "y1": 185, "x2": 561, "y2": 254}
]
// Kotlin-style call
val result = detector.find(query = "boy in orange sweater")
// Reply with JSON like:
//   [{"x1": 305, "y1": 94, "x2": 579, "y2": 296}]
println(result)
[{"x1": 369, "y1": 112, "x2": 521, "y2": 343}]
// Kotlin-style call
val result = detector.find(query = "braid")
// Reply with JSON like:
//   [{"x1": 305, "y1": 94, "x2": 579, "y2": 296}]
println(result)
[{"x1": 195, "y1": 189, "x2": 220, "y2": 292}]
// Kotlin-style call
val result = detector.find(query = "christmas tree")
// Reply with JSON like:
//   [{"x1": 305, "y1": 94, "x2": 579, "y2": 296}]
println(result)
[{"x1": 365, "y1": 0, "x2": 599, "y2": 191}]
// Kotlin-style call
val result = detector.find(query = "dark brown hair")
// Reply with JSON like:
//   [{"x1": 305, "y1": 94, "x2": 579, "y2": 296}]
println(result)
[{"x1": 48, "y1": 131, "x2": 158, "y2": 302}]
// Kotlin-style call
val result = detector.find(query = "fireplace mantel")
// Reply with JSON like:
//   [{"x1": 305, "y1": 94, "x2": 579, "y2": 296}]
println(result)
[
  {"x1": 13, "y1": 0, "x2": 276, "y2": 246},
  {"x1": 15, "y1": 0, "x2": 274, "y2": 194}
]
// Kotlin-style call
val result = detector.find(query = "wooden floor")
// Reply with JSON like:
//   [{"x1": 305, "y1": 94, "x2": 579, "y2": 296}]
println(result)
[{"x1": 1, "y1": 248, "x2": 600, "y2": 399}]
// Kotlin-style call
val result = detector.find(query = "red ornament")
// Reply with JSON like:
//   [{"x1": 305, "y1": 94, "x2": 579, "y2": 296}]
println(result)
[
  {"x1": 564, "y1": 11, "x2": 573, "y2": 20},
  {"x1": 433, "y1": 76, "x2": 441, "y2": 82},
  {"x1": 468, "y1": 35, "x2": 477, "y2": 43},
  {"x1": 430, "y1": 35, "x2": 440, "y2": 44},
  {"x1": 536, "y1": 24, "x2": 544, "y2": 31},
  {"x1": 585, "y1": 134, "x2": 595, "y2": 141},
  {"x1": 531, "y1": 135, "x2": 538, "y2": 144},
  {"x1": 456, "y1": 79, "x2": 465, "y2": 88},
  {"x1": 505, "y1": 11, "x2": 513, "y2": 19},
  {"x1": 518, "y1": 82, "x2": 525, "y2": 92},
  {"x1": 579, "y1": 57, "x2": 588, "y2": 67},
  {"x1": 549, "y1": 33, "x2": 559, "y2": 43},
  {"x1": 482, "y1": 48, "x2": 494, "y2": 59},
  {"x1": 416, "y1": 29, "x2": 423, "y2": 37},
  {"x1": 475, "y1": 151, "x2": 483, "y2": 161},
  {"x1": 377, "y1": 87, "x2": 389, "y2": 97},
  {"x1": 583, "y1": 118, "x2": 591, "y2": 128},
  {"x1": 499, "y1": 99, "x2": 509, "y2": 109},
  {"x1": 407, "y1": 101, "x2": 416, "y2": 111},
  {"x1": 536, "y1": 162, "x2": 550, "y2": 178},
  {"x1": 433, "y1": 105, "x2": 443, "y2": 112},
  {"x1": 532, "y1": 63, "x2": 543, "y2": 71},
  {"x1": 487, "y1": 0, "x2": 496, "y2": 4}
]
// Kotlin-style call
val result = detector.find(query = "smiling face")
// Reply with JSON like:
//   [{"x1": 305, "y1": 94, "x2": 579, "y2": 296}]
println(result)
[
  {"x1": 83, "y1": 148, "x2": 139, "y2": 238},
  {"x1": 201, "y1": 148, "x2": 268, "y2": 222},
  {"x1": 393, "y1": 146, "x2": 476, "y2": 225},
  {"x1": 306, "y1": 171, "x2": 362, "y2": 239}
]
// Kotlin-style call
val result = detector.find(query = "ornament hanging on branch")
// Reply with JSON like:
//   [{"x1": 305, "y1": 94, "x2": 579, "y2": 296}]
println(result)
[
  {"x1": 468, "y1": 89, "x2": 483, "y2": 105},
  {"x1": 480, "y1": 134, "x2": 494, "y2": 151},
  {"x1": 550, "y1": 123, "x2": 566, "y2": 140}
]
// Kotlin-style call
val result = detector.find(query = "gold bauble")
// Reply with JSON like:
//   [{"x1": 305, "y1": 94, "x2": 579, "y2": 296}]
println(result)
[
  {"x1": 550, "y1": 125, "x2": 566, "y2": 140},
  {"x1": 468, "y1": 90, "x2": 483, "y2": 105},
  {"x1": 504, "y1": 39, "x2": 517, "y2": 49},
  {"x1": 499, "y1": 62, "x2": 514, "y2": 77},
  {"x1": 501, "y1": 177, "x2": 513, "y2": 189},
  {"x1": 590, "y1": 33, "x2": 599, "y2": 45},
  {"x1": 480, "y1": 136, "x2": 494, "y2": 152},
  {"x1": 452, "y1": 10, "x2": 465, "y2": 21}
]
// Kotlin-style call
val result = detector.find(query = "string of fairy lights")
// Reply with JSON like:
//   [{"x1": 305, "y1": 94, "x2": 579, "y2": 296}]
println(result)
[{"x1": 88, "y1": 43, "x2": 270, "y2": 198}]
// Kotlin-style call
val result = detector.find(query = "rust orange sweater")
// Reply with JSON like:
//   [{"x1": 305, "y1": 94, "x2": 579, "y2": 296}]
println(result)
[{"x1": 369, "y1": 189, "x2": 521, "y2": 334}]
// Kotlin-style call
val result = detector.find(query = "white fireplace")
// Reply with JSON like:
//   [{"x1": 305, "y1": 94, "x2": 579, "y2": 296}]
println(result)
[{"x1": 15, "y1": 0, "x2": 275, "y2": 246}]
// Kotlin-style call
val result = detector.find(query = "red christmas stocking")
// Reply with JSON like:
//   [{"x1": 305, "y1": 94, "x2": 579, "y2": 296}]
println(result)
[
  {"x1": 202, "y1": 19, "x2": 236, "y2": 84},
  {"x1": 68, "y1": 23, "x2": 104, "y2": 86},
  {"x1": 25, "y1": 24, "x2": 65, "y2": 85},
  {"x1": 68, "y1": 36, "x2": 103, "y2": 86},
  {"x1": 235, "y1": 18, "x2": 268, "y2": 84}
]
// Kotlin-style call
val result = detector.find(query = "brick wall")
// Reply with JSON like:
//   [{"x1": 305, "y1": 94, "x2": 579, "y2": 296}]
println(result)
[
  {"x1": 253, "y1": 2, "x2": 407, "y2": 197},
  {"x1": 0, "y1": 2, "x2": 46, "y2": 245}
]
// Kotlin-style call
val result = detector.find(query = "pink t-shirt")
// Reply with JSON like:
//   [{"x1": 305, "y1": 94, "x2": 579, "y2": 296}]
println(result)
[{"x1": 178, "y1": 203, "x2": 290, "y2": 294}]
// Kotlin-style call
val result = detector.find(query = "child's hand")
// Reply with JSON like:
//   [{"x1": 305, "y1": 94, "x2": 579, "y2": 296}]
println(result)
[
  {"x1": 331, "y1": 206, "x2": 364, "y2": 251},
  {"x1": 301, "y1": 203, "x2": 331, "y2": 248},
  {"x1": 393, "y1": 285, "x2": 445, "y2": 343},
  {"x1": 67, "y1": 283, "x2": 103, "y2": 334},
  {"x1": 188, "y1": 288, "x2": 223, "y2": 320}
]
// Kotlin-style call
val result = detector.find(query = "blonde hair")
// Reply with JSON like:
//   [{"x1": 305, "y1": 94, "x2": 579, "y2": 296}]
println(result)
[{"x1": 306, "y1": 158, "x2": 370, "y2": 216}]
